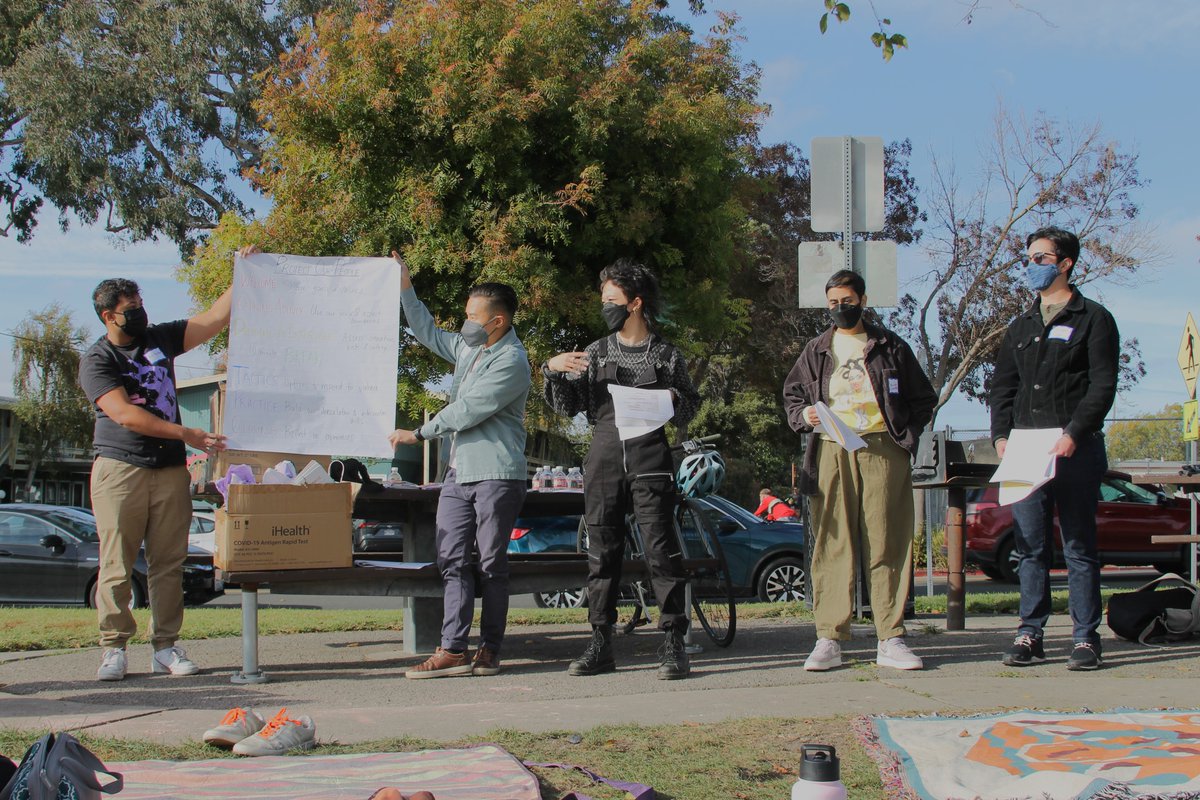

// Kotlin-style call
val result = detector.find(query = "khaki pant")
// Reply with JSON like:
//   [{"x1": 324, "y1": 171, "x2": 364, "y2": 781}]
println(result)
[
  {"x1": 808, "y1": 433, "x2": 914, "y2": 641},
  {"x1": 90, "y1": 457, "x2": 191, "y2": 651}
]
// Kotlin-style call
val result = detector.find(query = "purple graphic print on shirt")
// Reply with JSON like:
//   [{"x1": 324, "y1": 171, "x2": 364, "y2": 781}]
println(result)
[{"x1": 125, "y1": 361, "x2": 178, "y2": 421}]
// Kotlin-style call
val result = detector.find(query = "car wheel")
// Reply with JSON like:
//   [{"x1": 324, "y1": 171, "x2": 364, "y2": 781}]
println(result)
[
  {"x1": 996, "y1": 537, "x2": 1020, "y2": 583},
  {"x1": 756, "y1": 556, "x2": 807, "y2": 603},
  {"x1": 534, "y1": 588, "x2": 587, "y2": 609},
  {"x1": 88, "y1": 576, "x2": 147, "y2": 610},
  {"x1": 978, "y1": 564, "x2": 1006, "y2": 581}
]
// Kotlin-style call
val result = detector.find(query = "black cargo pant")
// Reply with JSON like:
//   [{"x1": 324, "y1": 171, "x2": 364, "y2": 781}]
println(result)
[{"x1": 583, "y1": 426, "x2": 688, "y2": 631}]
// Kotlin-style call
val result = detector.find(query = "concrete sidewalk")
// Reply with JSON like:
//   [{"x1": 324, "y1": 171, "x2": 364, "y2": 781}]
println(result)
[{"x1": 2, "y1": 613, "x2": 1199, "y2": 747}]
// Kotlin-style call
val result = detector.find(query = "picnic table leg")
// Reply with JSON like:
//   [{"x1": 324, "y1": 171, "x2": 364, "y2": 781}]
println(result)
[
  {"x1": 403, "y1": 507, "x2": 444, "y2": 655},
  {"x1": 945, "y1": 487, "x2": 967, "y2": 631},
  {"x1": 231, "y1": 582, "x2": 269, "y2": 684}
]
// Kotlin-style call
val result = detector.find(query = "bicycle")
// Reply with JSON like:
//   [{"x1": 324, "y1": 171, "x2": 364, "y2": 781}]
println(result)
[{"x1": 576, "y1": 434, "x2": 737, "y2": 647}]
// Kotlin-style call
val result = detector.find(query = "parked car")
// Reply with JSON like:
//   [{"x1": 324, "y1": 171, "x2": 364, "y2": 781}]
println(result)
[
  {"x1": 964, "y1": 471, "x2": 1194, "y2": 582},
  {"x1": 0, "y1": 504, "x2": 223, "y2": 607},
  {"x1": 512, "y1": 495, "x2": 808, "y2": 608},
  {"x1": 189, "y1": 510, "x2": 216, "y2": 554},
  {"x1": 352, "y1": 518, "x2": 406, "y2": 554}
]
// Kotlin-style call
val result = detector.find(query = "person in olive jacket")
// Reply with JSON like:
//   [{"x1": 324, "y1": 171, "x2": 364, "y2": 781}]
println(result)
[{"x1": 783, "y1": 269, "x2": 937, "y2": 673}]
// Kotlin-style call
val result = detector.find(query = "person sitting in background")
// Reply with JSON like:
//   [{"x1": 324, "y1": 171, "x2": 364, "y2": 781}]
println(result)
[{"x1": 754, "y1": 488, "x2": 798, "y2": 522}]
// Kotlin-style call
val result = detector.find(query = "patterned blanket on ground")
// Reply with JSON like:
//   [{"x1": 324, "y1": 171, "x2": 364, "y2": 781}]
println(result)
[
  {"x1": 108, "y1": 745, "x2": 542, "y2": 800},
  {"x1": 858, "y1": 710, "x2": 1200, "y2": 800}
]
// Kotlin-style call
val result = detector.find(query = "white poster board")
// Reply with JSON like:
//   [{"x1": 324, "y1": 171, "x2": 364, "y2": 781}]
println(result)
[{"x1": 224, "y1": 253, "x2": 400, "y2": 458}]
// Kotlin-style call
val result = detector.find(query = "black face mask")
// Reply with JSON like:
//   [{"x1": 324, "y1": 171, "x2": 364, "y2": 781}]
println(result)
[
  {"x1": 115, "y1": 306, "x2": 149, "y2": 337},
  {"x1": 601, "y1": 302, "x2": 631, "y2": 333},
  {"x1": 828, "y1": 303, "x2": 863, "y2": 330}
]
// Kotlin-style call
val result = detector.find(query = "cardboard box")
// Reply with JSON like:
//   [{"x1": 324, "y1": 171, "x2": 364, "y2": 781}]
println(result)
[{"x1": 215, "y1": 482, "x2": 354, "y2": 571}]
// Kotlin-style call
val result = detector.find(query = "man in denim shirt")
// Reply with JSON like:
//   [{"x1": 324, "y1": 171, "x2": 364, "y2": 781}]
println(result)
[
  {"x1": 990, "y1": 226, "x2": 1120, "y2": 671},
  {"x1": 388, "y1": 252, "x2": 531, "y2": 679}
]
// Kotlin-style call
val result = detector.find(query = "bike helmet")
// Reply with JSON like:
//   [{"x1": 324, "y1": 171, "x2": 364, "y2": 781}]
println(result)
[{"x1": 676, "y1": 450, "x2": 726, "y2": 498}]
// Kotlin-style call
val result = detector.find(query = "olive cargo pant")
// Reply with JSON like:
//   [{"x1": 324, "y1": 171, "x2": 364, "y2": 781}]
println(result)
[{"x1": 808, "y1": 433, "x2": 915, "y2": 641}]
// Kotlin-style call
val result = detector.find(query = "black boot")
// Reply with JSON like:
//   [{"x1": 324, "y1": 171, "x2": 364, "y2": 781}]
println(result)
[
  {"x1": 657, "y1": 628, "x2": 690, "y2": 680},
  {"x1": 568, "y1": 625, "x2": 616, "y2": 676}
]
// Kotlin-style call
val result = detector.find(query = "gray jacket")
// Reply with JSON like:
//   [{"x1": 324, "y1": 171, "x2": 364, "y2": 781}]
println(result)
[{"x1": 400, "y1": 287, "x2": 530, "y2": 483}]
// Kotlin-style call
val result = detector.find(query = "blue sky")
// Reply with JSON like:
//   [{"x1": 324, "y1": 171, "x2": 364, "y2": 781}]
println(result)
[{"x1": 1, "y1": 0, "x2": 1197, "y2": 433}]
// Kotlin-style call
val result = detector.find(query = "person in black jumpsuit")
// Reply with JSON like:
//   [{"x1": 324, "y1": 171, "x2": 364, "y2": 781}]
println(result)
[{"x1": 543, "y1": 259, "x2": 701, "y2": 679}]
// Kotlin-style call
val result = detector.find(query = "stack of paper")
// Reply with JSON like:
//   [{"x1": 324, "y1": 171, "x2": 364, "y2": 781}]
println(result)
[
  {"x1": 608, "y1": 384, "x2": 675, "y2": 441},
  {"x1": 812, "y1": 401, "x2": 867, "y2": 452},
  {"x1": 991, "y1": 428, "x2": 1063, "y2": 505}
]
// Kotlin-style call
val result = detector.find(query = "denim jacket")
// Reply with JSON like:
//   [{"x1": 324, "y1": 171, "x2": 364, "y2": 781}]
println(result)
[
  {"x1": 989, "y1": 287, "x2": 1119, "y2": 446},
  {"x1": 783, "y1": 322, "x2": 936, "y2": 494},
  {"x1": 400, "y1": 287, "x2": 530, "y2": 483}
]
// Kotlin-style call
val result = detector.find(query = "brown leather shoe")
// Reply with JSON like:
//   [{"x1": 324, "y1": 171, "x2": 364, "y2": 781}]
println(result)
[
  {"x1": 405, "y1": 647, "x2": 472, "y2": 679},
  {"x1": 472, "y1": 646, "x2": 501, "y2": 676}
]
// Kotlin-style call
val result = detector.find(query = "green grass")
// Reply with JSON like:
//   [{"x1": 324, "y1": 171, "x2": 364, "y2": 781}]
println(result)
[
  {"x1": 0, "y1": 716, "x2": 890, "y2": 800},
  {"x1": 1, "y1": 589, "x2": 1123, "y2": 653}
]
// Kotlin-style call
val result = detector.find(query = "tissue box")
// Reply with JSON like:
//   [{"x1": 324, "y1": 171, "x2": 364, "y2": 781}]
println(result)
[{"x1": 215, "y1": 482, "x2": 353, "y2": 572}]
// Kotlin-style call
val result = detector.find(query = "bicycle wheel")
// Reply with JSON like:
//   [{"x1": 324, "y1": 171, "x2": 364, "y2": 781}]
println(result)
[{"x1": 684, "y1": 513, "x2": 736, "y2": 647}]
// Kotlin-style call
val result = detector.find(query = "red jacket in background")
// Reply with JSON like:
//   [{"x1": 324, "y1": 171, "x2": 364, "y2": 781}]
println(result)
[{"x1": 754, "y1": 494, "x2": 797, "y2": 522}]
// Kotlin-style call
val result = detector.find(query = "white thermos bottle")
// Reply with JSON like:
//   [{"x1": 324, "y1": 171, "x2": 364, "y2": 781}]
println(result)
[{"x1": 791, "y1": 744, "x2": 847, "y2": 800}]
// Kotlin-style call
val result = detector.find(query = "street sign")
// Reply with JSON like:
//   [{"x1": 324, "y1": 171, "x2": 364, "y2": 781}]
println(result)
[
  {"x1": 798, "y1": 241, "x2": 898, "y2": 307},
  {"x1": 1179, "y1": 312, "x2": 1199, "y2": 399},
  {"x1": 1184, "y1": 400, "x2": 1199, "y2": 442},
  {"x1": 811, "y1": 137, "x2": 884, "y2": 233}
]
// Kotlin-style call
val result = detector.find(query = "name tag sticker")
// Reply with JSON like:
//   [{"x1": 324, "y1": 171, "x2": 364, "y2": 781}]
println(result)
[
  {"x1": 144, "y1": 348, "x2": 166, "y2": 364},
  {"x1": 1048, "y1": 325, "x2": 1074, "y2": 342},
  {"x1": 887, "y1": 377, "x2": 900, "y2": 394}
]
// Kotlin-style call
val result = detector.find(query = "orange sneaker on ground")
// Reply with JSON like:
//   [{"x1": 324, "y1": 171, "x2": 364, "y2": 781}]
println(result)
[
  {"x1": 202, "y1": 707, "x2": 266, "y2": 748},
  {"x1": 231, "y1": 707, "x2": 316, "y2": 755}
]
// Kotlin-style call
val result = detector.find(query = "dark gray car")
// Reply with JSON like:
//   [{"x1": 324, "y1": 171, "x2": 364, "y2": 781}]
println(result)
[{"x1": 0, "y1": 504, "x2": 222, "y2": 607}]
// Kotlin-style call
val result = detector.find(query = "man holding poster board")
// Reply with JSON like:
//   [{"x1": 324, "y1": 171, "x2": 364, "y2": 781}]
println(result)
[
  {"x1": 78, "y1": 247, "x2": 249, "y2": 682},
  {"x1": 387, "y1": 253, "x2": 531, "y2": 680},
  {"x1": 990, "y1": 227, "x2": 1120, "y2": 671}
]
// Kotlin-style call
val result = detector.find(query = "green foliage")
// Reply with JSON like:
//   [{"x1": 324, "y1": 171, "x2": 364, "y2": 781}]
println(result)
[
  {"x1": 1107, "y1": 404, "x2": 1186, "y2": 463},
  {"x1": 10, "y1": 304, "x2": 93, "y2": 493},
  {"x1": 209, "y1": 0, "x2": 762, "y2": 412},
  {"x1": 0, "y1": 0, "x2": 352, "y2": 253},
  {"x1": 819, "y1": 1, "x2": 908, "y2": 61}
]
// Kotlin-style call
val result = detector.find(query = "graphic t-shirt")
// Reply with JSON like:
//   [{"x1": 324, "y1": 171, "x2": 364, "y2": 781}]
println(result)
[
  {"x1": 78, "y1": 320, "x2": 189, "y2": 468},
  {"x1": 826, "y1": 331, "x2": 885, "y2": 436}
]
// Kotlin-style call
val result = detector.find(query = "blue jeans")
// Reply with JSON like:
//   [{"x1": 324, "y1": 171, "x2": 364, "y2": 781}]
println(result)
[{"x1": 1010, "y1": 433, "x2": 1107, "y2": 650}]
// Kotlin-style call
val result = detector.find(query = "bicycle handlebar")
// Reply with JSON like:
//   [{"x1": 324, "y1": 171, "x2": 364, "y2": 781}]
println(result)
[{"x1": 672, "y1": 433, "x2": 721, "y2": 454}]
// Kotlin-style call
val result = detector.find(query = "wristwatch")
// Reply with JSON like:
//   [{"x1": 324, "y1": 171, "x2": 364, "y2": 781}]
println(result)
[{"x1": 413, "y1": 428, "x2": 425, "y2": 442}]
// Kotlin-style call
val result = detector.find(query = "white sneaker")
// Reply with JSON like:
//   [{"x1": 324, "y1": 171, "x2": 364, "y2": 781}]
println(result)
[
  {"x1": 152, "y1": 645, "x2": 200, "y2": 676},
  {"x1": 803, "y1": 638, "x2": 843, "y2": 671},
  {"x1": 96, "y1": 648, "x2": 127, "y2": 681},
  {"x1": 232, "y1": 708, "x2": 316, "y2": 756},
  {"x1": 877, "y1": 636, "x2": 923, "y2": 670},
  {"x1": 203, "y1": 707, "x2": 267, "y2": 748}
]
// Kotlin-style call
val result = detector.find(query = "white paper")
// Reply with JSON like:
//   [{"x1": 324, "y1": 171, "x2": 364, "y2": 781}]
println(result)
[
  {"x1": 353, "y1": 560, "x2": 436, "y2": 570},
  {"x1": 224, "y1": 253, "x2": 401, "y2": 458},
  {"x1": 608, "y1": 384, "x2": 675, "y2": 441},
  {"x1": 812, "y1": 401, "x2": 867, "y2": 452},
  {"x1": 992, "y1": 427, "x2": 1063, "y2": 505}
]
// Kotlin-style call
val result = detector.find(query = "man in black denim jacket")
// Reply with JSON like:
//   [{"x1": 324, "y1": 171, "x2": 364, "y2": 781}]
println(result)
[{"x1": 990, "y1": 226, "x2": 1119, "y2": 672}]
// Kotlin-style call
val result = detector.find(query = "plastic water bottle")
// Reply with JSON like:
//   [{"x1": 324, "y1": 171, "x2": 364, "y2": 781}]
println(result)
[
  {"x1": 791, "y1": 745, "x2": 846, "y2": 800},
  {"x1": 385, "y1": 467, "x2": 401, "y2": 488},
  {"x1": 567, "y1": 466, "x2": 584, "y2": 490},
  {"x1": 552, "y1": 465, "x2": 568, "y2": 490},
  {"x1": 530, "y1": 466, "x2": 546, "y2": 491},
  {"x1": 538, "y1": 467, "x2": 554, "y2": 490}
]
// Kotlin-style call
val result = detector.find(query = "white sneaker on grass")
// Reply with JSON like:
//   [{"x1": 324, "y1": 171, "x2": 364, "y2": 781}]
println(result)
[
  {"x1": 203, "y1": 707, "x2": 267, "y2": 748},
  {"x1": 96, "y1": 648, "x2": 127, "y2": 682},
  {"x1": 803, "y1": 638, "x2": 843, "y2": 671},
  {"x1": 232, "y1": 708, "x2": 316, "y2": 756},
  {"x1": 152, "y1": 645, "x2": 200, "y2": 676},
  {"x1": 877, "y1": 637, "x2": 923, "y2": 670}
]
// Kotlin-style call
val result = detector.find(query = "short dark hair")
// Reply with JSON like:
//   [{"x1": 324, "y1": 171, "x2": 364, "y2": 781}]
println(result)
[
  {"x1": 1026, "y1": 226, "x2": 1080, "y2": 274},
  {"x1": 824, "y1": 269, "x2": 865, "y2": 297},
  {"x1": 598, "y1": 258, "x2": 662, "y2": 327},
  {"x1": 468, "y1": 282, "x2": 518, "y2": 319},
  {"x1": 92, "y1": 278, "x2": 140, "y2": 320}
]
